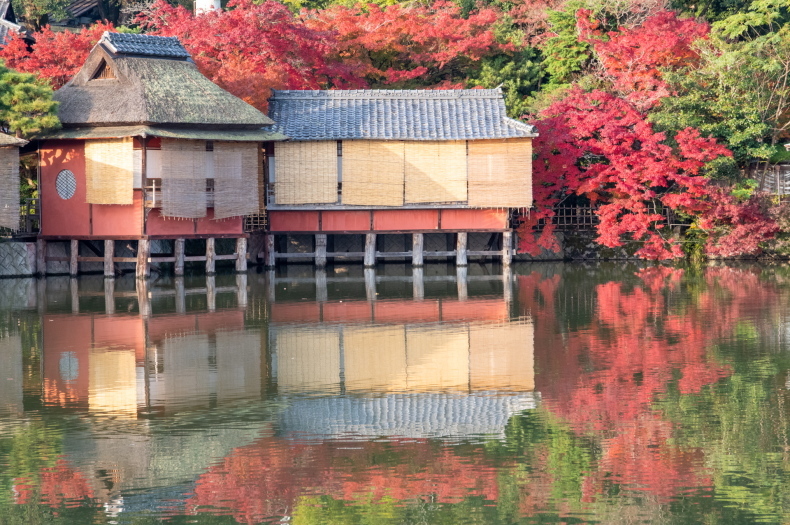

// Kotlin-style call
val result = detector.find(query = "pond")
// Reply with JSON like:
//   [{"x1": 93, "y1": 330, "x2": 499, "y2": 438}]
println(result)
[{"x1": 1, "y1": 262, "x2": 789, "y2": 524}]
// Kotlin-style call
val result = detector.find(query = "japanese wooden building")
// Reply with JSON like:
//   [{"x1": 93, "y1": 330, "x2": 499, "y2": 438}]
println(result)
[
  {"x1": 39, "y1": 31, "x2": 284, "y2": 277},
  {"x1": 265, "y1": 89, "x2": 537, "y2": 267},
  {"x1": 0, "y1": 133, "x2": 27, "y2": 232}
]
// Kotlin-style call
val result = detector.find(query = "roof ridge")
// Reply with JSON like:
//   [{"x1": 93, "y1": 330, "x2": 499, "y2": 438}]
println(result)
[
  {"x1": 270, "y1": 88, "x2": 504, "y2": 100},
  {"x1": 99, "y1": 31, "x2": 191, "y2": 59}
]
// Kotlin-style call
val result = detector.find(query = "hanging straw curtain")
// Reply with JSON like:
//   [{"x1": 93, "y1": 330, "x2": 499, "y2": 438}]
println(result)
[
  {"x1": 275, "y1": 141, "x2": 337, "y2": 205},
  {"x1": 342, "y1": 141, "x2": 405, "y2": 206},
  {"x1": 467, "y1": 139, "x2": 532, "y2": 208},
  {"x1": 213, "y1": 142, "x2": 260, "y2": 219},
  {"x1": 161, "y1": 139, "x2": 207, "y2": 218},
  {"x1": 0, "y1": 148, "x2": 19, "y2": 230},
  {"x1": 404, "y1": 141, "x2": 467, "y2": 204},
  {"x1": 85, "y1": 138, "x2": 134, "y2": 205}
]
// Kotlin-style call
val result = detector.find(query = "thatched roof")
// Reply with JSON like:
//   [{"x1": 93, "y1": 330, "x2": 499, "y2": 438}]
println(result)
[
  {"x1": 54, "y1": 32, "x2": 274, "y2": 130},
  {"x1": 46, "y1": 125, "x2": 286, "y2": 142},
  {"x1": 0, "y1": 133, "x2": 27, "y2": 147},
  {"x1": 268, "y1": 89, "x2": 538, "y2": 141}
]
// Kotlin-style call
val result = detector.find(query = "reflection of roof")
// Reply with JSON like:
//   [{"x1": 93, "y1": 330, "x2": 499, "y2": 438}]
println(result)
[
  {"x1": 268, "y1": 89, "x2": 538, "y2": 141},
  {"x1": 278, "y1": 392, "x2": 539, "y2": 441}
]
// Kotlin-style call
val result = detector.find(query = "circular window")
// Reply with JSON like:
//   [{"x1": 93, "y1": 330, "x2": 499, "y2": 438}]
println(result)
[{"x1": 55, "y1": 170, "x2": 76, "y2": 200}]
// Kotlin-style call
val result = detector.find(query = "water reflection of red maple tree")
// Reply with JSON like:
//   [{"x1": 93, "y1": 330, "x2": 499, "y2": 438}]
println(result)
[
  {"x1": 14, "y1": 459, "x2": 94, "y2": 508},
  {"x1": 522, "y1": 266, "x2": 779, "y2": 505},
  {"x1": 189, "y1": 438, "x2": 499, "y2": 524}
]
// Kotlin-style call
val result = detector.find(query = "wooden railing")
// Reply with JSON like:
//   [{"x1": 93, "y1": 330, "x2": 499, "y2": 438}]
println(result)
[{"x1": 532, "y1": 204, "x2": 686, "y2": 231}]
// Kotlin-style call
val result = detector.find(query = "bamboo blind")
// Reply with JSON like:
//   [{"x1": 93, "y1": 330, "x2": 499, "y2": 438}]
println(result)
[
  {"x1": 405, "y1": 325, "x2": 469, "y2": 392},
  {"x1": 161, "y1": 139, "x2": 207, "y2": 218},
  {"x1": 85, "y1": 138, "x2": 134, "y2": 205},
  {"x1": 343, "y1": 325, "x2": 408, "y2": 392},
  {"x1": 0, "y1": 148, "x2": 19, "y2": 230},
  {"x1": 469, "y1": 320, "x2": 534, "y2": 391},
  {"x1": 275, "y1": 327, "x2": 341, "y2": 393},
  {"x1": 404, "y1": 141, "x2": 467, "y2": 204},
  {"x1": 467, "y1": 139, "x2": 532, "y2": 208},
  {"x1": 342, "y1": 141, "x2": 405, "y2": 206},
  {"x1": 213, "y1": 142, "x2": 260, "y2": 219},
  {"x1": 275, "y1": 141, "x2": 337, "y2": 205}
]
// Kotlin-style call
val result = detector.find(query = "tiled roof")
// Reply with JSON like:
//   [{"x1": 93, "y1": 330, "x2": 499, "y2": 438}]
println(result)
[
  {"x1": 100, "y1": 32, "x2": 190, "y2": 59},
  {"x1": 0, "y1": 19, "x2": 18, "y2": 46},
  {"x1": 268, "y1": 88, "x2": 537, "y2": 141}
]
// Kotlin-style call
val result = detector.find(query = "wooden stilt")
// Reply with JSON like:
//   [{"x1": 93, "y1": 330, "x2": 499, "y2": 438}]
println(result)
[
  {"x1": 206, "y1": 238, "x2": 216, "y2": 275},
  {"x1": 104, "y1": 239, "x2": 114, "y2": 278},
  {"x1": 365, "y1": 268, "x2": 377, "y2": 301},
  {"x1": 315, "y1": 234, "x2": 327, "y2": 268},
  {"x1": 70, "y1": 278, "x2": 79, "y2": 314},
  {"x1": 35, "y1": 239, "x2": 46, "y2": 277},
  {"x1": 315, "y1": 269, "x2": 328, "y2": 302},
  {"x1": 236, "y1": 274, "x2": 248, "y2": 308},
  {"x1": 265, "y1": 235, "x2": 275, "y2": 268},
  {"x1": 456, "y1": 232, "x2": 468, "y2": 267},
  {"x1": 412, "y1": 233, "x2": 424, "y2": 267},
  {"x1": 502, "y1": 231, "x2": 513, "y2": 267},
  {"x1": 207, "y1": 275, "x2": 216, "y2": 312},
  {"x1": 136, "y1": 239, "x2": 150, "y2": 279},
  {"x1": 105, "y1": 278, "x2": 115, "y2": 315},
  {"x1": 137, "y1": 278, "x2": 150, "y2": 317},
  {"x1": 412, "y1": 267, "x2": 424, "y2": 300},
  {"x1": 69, "y1": 239, "x2": 79, "y2": 277},
  {"x1": 235, "y1": 237, "x2": 248, "y2": 273},
  {"x1": 364, "y1": 233, "x2": 377, "y2": 268},
  {"x1": 175, "y1": 276, "x2": 186, "y2": 314},
  {"x1": 457, "y1": 266, "x2": 468, "y2": 300},
  {"x1": 266, "y1": 269, "x2": 276, "y2": 303},
  {"x1": 174, "y1": 239, "x2": 185, "y2": 277}
]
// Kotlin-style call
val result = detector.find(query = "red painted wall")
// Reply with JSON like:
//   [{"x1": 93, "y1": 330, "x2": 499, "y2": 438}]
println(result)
[
  {"x1": 373, "y1": 210, "x2": 439, "y2": 231},
  {"x1": 440, "y1": 209, "x2": 508, "y2": 230},
  {"x1": 40, "y1": 141, "x2": 91, "y2": 237},
  {"x1": 268, "y1": 211, "x2": 320, "y2": 232},
  {"x1": 92, "y1": 192, "x2": 144, "y2": 237},
  {"x1": 196, "y1": 210, "x2": 243, "y2": 235},
  {"x1": 321, "y1": 211, "x2": 371, "y2": 232},
  {"x1": 146, "y1": 209, "x2": 242, "y2": 236}
]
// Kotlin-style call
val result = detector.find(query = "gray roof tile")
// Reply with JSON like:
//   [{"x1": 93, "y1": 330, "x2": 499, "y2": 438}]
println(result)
[
  {"x1": 268, "y1": 89, "x2": 537, "y2": 141},
  {"x1": 100, "y1": 32, "x2": 190, "y2": 59}
]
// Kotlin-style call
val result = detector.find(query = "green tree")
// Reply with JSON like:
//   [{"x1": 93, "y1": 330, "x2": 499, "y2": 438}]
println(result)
[
  {"x1": 0, "y1": 67, "x2": 60, "y2": 138},
  {"x1": 539, "y1": 1, "x2": 594, "y2": 87},
  {"x1": 11, "y1": 0, "x2": 69, "y2": 31}
]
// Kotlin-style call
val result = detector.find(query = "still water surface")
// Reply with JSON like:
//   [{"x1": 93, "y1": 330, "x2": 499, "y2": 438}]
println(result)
[{"x1": 1, "y1": 262, "x2": 789, "y2": 524}]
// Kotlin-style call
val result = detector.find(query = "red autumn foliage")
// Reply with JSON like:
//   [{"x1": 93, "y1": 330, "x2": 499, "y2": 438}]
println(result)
[
  {"x1": 0, "y1": 22, "x2": 114, "y2": 89},
  {"x1": 578, "y1": 10, "x2": 709, "y2": 109}
]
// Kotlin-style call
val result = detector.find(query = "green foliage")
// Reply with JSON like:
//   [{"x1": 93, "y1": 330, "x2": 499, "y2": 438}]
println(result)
[
  {"x1": 540, "y1": 2, "x2": 593, "y2": 86},
  {"x1": 730, "y1": 178, "x2": 759, "y2": 200},
  {"x1": 11, "y1": 0, "x2": 69, "y2": 31},
  {"x1": 669, "y1": 0, "x2": 755, "y2": 22},
  {"x1": 467, "y1": 46, "x2": 544, "y2": 118},
  {"x1": 0, "y1": 68, "x2": 60, "y2": 138}
]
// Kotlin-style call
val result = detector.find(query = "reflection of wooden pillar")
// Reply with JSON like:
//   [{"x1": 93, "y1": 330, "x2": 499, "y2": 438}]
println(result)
[
  {"x1": 265, "y1": 235, "x2": 275, "y2": 268},
  {"x1": 503, "y1": 265, "x2": 513, "y2": 305},
  {"x1": 175, "y1": 276, "x2": 186, "y2": 314},
  {"x1": 364, "y1": 233, "x2": 376, "y2": 267},
  {"x1": 502, "y1": 231, "x2": 513, "y2": 267},
  {"x1": 365, "y1": 268, "x2": 376, "y2": 301},
  {"x1": 70, "y1": 278, "x2": 79, "y2": 314},
  {"x1": 174, "y1": 239, "x2": 185, "y2": 277},
  {"x1": 137, "y1": 278, "x2": 150, "y2": 317},
  {"x1": 105, "y1": 278, "x2": 115, "y2": 315},
  {"x1": 457, "y1": 266, "x2": 468, "y2": 300},
  {"x1": 35, "y1": 238, "x2": 46, "y2": 277},
  {"x1": 104, "y1": 239, "x2": 114, "y2": 278},
  {"x1": 412, "y1": 233, "x2": 424, "y2": 267},
  {"x1": 316, "y1": 269, "x2": 328, "y2": 302},
  {"x1": 207, "y1": 275, "x2": 216, "y2": 312},
  {"x1": 70, "y1": 239, "x2": 79, "y2": 277},
  {"x1": 315, "y1": 234, "x2": 327, "y2": 268},
  {"x1": 235, "y1": 237, "x2": 248, "y2": 273},
  {"x1": 136, "y1": 239, "x2": 150, "y2": 279},
  {"x1": 413, "y1": 267, "x2": 424, "y2": 300},
  {"x1": 456, "y1": 232, "x2": 467, "y2": 267},
  {"x1": 236, "y1": 273, "x2": 248, "y2": 308},
  {"x1": 206, "y1": 238, "x2": 216, "y2": 275},
  {"x1": 36, "y1": 278, "x2": 46, "y2": 314}
]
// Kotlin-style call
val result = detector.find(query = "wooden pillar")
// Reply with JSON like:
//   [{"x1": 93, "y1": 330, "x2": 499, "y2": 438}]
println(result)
[
  {"x1": 365, "y1": 268, "x2": 377, "y2": 302},
  {"x1": 104, "y1": 239, "x2": 114, "y2": 278},
  {"x1": 412, "y1": 267, "x2": 424, "y2": 300},
  {"x1": 412, "y1": 233, "x2": 424, "y2": 267},
  {"x1": 236, "y1": 273, "x2": 248, "y2": 308},
  {"x1": 457, "y1": 266, "x2": 468, "y2": 301},
  {"x1": 315, "y1": 234, "x2": 327, "y2": 268},
  {"x1": 456, "y1": 232, "x2": 467, "y2": 267},
  {"x1": 105, "y1": 278, "x2": 115, "y2": 315},
  {"x1": 137, "y1": 278, "x2": 150, "y2": 317},
  {"x1": 35, "y1": 238, "x2": 46, "y2": 277},
  {"x1": 266, "y1": 269, "x2": 276, "y2": 303},
  {"x1": 207, "y1": 275, "x2": 216, "y2": 312},
  {"x1": 502, "y1": 231, "x2": 513, "y2": 267},
  {"x1": 70, "y1": 278, "x2": 79, "y2": 314},
  {"x1": 174, "y1": 238, "x2": 185, "y2": 277},
  {"x1": 175, "y1": 276, "x2": 186, "y2": 314},
  {"x1": 315, "y1": 269, "x2": 328, "y2": 302},
  {"x1": 235, "y1": 237, "x2": 248, "y2": 273},
  {"x1": 265, "y1": 235, "x2": 276, "y2": 268},
  {"x1": 136, "y1": 239, "x2": 150, "y2": 279},
  {"x1": 206, "y1": 238, "x2": 216, "y2": 275},
  {"x1": 364, "y1": 233, "x2": 377, "y2": 268},
  {"x1": 69, "y1": 239, "x2": 79, "y2": 277}
]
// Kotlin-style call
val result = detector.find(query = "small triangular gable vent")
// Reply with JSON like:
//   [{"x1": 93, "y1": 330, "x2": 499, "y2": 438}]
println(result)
[{"x1": 91, "y1": 60, "x2": 115, "y2": 80}]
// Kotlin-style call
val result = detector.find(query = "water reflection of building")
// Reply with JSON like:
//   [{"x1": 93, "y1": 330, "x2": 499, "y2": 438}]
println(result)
[{"x1": 0, "y1": 333, "x2": 23, "y2": 416}]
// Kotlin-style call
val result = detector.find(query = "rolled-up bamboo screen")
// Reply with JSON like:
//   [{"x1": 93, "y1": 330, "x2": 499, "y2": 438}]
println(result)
[
  {"x1": 342, "y1": 141, "x2": 405, "y2": 206},
  {"x1": 468, "y1": 139, "x2": 532, "y2": 208},
  {"x1": 275, "y1": 141, "x2": 337, "y2": 205},
  {"x1": 405, "y1": 141, "x2": 467, "y2": 204},
  {"x1": 85, "y1": 138, "x2": 134, "y2": 205},
  {"x1": 213, "y1": 142, "x2": 260, "y2": 219},
  {"x1": 0, "y1": 148, "x2": 19, "y2": 230},
  {"x1": 275, "y1": 327, "x2": 341, "y2": 393},
  {"x1": 469, "y1": 320, "x2": 534, "y2": 391},
  {"x1": 161, "y1": 139, "x2": 207, "y2": 218},
  {"x1": 343, "y1": 325, "x2": 407, "y2": 392},
  {"x1": 405, "y1": 325, "x2": 469, "y2": 392}
]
